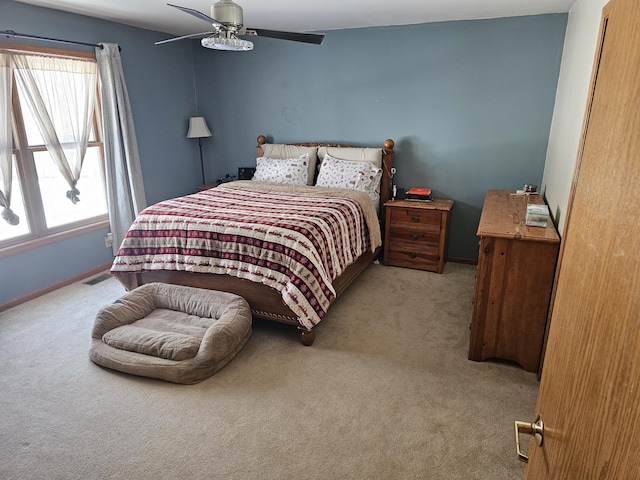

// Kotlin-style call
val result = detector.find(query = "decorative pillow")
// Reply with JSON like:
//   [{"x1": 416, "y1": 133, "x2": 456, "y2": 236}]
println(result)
[
  {"x1": 317, "y1": 147, "x2": 383, "y2": 168},
  {"x1": 252, "y1": 154, "x2": 309, "y2": 185},
  {"x1": 261, "y1": 144, "x2": 318, "y2": 185},
  {"x1": 316, "y1": 155, "x2": 383, "y2": 206}
]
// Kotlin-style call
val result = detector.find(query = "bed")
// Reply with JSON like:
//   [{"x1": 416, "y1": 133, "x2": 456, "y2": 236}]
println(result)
[{"x1": 110, "y1": 135, "x2": 395, "y2": 345}]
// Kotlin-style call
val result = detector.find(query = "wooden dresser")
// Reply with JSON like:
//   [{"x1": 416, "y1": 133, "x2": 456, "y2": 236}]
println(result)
[
  {"x1": 468, "y1": 190, "x2": 559, "y2": 372},
  {"x1": 383, "y1": 199, "x2": 454, "y2": 273}
]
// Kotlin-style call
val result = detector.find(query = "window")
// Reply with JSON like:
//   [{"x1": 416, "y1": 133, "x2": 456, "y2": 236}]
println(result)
[{"x1": 0, "y1": 43, "x2": 108, "y2": 257}]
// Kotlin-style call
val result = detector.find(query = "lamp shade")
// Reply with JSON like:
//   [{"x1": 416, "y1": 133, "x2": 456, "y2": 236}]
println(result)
[{"x1": 187, "y1": 117, "x2": 212, "y2": 139}]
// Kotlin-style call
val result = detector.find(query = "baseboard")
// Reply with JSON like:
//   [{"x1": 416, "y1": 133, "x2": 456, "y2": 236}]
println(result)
[
  {"x1": 448, "y1": 256, "x2": 478, "y2": 266},
  {"x1": 0, "y1": 262, "x2": 113, "y2": 313}
]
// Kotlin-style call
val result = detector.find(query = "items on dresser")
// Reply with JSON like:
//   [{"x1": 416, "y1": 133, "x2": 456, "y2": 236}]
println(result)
[
  {"x1": 383, "y1": 199, "x2": 454, "y2": 273},
  {"x1": 525, "y1": 204, "x2": 550, "y2": 227},
  {"x1": 468, "y1": 189, "x2": 560, "y2": 373}
]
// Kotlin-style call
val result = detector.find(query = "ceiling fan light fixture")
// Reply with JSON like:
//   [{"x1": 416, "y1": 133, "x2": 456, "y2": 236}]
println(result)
[
  {"x1": 212, "y1": 0, "x2": 244, "y2": 27},
  {"x1": 160, "y1": 3, "x2": 324, "y2": 48},
  {"x1": 201, "y1": 36, "x2": 253, "y2": 51}
]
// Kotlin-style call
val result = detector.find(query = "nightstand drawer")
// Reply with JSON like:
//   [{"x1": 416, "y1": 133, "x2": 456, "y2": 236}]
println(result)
[
  {"x1": 385, "y1": 246, "x2": 439, "y2": 271},
  {"x1": 388, "y1": 207, "x2": 441, "y2": 228},
  {"x1": 387, "y1": 226, "x2": 441, "y2": 246}
]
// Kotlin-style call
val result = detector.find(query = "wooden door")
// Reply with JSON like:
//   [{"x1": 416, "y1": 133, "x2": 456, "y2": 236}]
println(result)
[{"x1": 524, "y1": 0, "x2": 640, "y2": 477}]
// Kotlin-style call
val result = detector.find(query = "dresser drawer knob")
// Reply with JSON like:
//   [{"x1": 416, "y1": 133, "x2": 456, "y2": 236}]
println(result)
[
  {"x1": 410, "y1": 234, "x2": 419, "y2": 241},
  {"x1": 408, "y1": 252, "x2": 417, "y2": 259},
  {"x1": 411, "y1": 216, "x2": 420, "y2": 222}
]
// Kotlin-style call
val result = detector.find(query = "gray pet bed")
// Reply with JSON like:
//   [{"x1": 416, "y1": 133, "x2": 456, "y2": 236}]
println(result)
[{"x1": 90, "y1": 282, "x2": 252, "y2": 384}]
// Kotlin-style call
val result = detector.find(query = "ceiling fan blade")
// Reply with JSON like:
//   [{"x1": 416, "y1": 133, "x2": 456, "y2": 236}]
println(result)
[
  {"x1": 155, "y1": 32, "x2": 215, "y2": 45},
  {"x1": 246, "y1": 28, "x2": 325, "y2": 45},
  {"x1": 167, "y1": 3, "x2": 224, "y2": 28}
]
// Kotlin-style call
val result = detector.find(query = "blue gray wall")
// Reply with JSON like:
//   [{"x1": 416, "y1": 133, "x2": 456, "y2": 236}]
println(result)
[
  {"x1": 0, "y1": 0, "x2": 567, "y2": 304},
  {"x1": 195, "y1": 14, "x2": 567, "y2": 262}
]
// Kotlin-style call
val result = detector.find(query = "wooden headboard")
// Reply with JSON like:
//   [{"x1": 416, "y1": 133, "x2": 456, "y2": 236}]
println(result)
[{"x1": 256, "y1": 135, "x2": 396, "y2": 212}]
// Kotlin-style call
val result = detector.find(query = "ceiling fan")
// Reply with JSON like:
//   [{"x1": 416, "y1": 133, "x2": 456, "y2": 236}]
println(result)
[{"x1": 156, "y1": 1, "x2": 325, "y2": 51}]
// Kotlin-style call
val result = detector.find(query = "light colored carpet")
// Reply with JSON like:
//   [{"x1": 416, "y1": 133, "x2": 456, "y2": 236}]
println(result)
[{"x1": 0, "y1": 262, "x2": 538, "y2": 479}]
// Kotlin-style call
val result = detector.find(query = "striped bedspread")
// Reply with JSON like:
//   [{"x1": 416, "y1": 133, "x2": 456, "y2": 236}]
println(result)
[{"x1": 110, "y1": 181, "x2": 381, "y2": 329}]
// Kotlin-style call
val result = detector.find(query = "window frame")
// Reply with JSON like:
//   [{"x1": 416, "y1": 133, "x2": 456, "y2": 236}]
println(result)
[{"x1": 0, "y1": 42, "x2": 108, "y2": 259}]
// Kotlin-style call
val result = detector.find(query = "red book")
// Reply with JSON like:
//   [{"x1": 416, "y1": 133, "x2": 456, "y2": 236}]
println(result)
[{"x1": 407, "y1": 187, "x2": 432, "y2": 196}]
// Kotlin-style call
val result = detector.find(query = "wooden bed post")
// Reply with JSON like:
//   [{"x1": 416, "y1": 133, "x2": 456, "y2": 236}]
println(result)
[
  {"x1": 257, "y1": 134, "x2": 267, "y2": 157},
  {"x1": 380, "y1": 138, "x2": 395, "y2": 207},
  {"x1": 298, "y1": 327, "x2": 315, "y2": 346}
]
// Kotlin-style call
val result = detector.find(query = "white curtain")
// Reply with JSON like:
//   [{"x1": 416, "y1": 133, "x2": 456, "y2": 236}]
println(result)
[
  {"x1": 95, "y1": 43, "x2": 147, "y2": 255},
  {"x1": 12, "y1": 53, "x2": 97, "y2": 204},
  {"x1": 0, "y1": 53, "x2": 18, "y2": 225}
]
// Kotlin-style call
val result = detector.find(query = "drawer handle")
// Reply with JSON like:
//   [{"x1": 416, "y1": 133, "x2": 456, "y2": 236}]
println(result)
[
  {"x1": 411, "y1": 216, "x2": 420, "y2": 222},
  {"x1": 410, "y1": 234, "x2": 419, "y2": 241},
  {"x1": 408, "y1": 252, "x2": 417, "y2": 259}
]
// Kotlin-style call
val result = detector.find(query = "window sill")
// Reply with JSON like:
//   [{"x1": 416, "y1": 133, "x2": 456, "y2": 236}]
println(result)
[{"x1": 0, "y1": 219, "x2": 110, "y2": 259}]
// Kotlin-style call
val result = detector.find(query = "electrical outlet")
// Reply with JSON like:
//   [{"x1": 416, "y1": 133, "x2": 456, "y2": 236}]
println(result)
[{"x1": 104, "y1": 233, "x2": 113, "y2": 248}]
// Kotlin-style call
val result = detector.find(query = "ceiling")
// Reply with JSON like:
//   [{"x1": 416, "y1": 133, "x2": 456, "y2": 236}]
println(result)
[{"x1": 14, "y1": 0, "x2": 576, "y2": 36}]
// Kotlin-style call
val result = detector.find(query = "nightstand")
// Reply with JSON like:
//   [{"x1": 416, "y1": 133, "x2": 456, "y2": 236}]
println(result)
[
  {"x1": 197, "y1": 182, "x2": 220, "y2": 192},
  {"x1": 383, "y1": 199, "x2": 454, "y2": 273}
]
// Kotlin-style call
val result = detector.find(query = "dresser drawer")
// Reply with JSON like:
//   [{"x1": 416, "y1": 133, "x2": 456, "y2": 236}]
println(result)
[{"x1": 388, "y1": 207, "x2": 442, "y2": 228}]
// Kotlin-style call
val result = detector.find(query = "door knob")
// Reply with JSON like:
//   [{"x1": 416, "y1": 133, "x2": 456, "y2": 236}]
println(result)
[{"x1": 514, "y1": 415, "x2": 544, "y2": 463}]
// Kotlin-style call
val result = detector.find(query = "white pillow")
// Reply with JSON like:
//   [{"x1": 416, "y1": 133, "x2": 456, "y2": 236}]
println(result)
[
  {"x1": 252, "y1": 154, "x2": 309, "y2": 185},
  {"x1": 261, "y1": 144, "x2": 318, "y2": 185},
  {"x1": 316, "y1": 155, "x2": 382, "y2": 206}
]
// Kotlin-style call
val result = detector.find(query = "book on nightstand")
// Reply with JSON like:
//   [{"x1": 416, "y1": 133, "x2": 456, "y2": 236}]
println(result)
[{"x1": 405, "y1": 187, "x2": 432, "y2": 201}]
